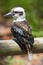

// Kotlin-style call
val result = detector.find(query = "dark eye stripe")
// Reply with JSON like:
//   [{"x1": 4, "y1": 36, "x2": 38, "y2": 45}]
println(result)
[
  {"x1": 14, "y1": 11, "x2": 18, "y2": 13},
  {"x1": 13, "y1": 11, "x2": 23, "y2": 13}
]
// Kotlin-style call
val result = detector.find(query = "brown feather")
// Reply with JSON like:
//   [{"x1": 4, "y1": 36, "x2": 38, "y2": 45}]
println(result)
[{"x1": 13, "y1": 21, "x2": 32, "y2": 35}]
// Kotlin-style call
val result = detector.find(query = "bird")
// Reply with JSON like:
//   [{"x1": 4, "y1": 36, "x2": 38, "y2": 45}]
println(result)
[{"x1": 4, "y1": 7, "x2": 34, "y2": 54}]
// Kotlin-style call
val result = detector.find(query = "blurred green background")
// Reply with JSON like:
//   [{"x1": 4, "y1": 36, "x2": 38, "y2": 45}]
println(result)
[
  {"x1": 0, "y1": 1, "x2": 43, "y2": 65},
  {"x1": 0, "y1": 0, "x2": 43, "y2": 37}
]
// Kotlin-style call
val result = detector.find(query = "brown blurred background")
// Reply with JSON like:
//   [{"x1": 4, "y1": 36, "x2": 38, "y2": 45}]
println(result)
[{"x1": 0, "y1": 14, "x2": 13, "y2": 40}]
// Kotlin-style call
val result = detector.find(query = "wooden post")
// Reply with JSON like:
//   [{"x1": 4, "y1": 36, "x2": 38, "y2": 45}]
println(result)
[{"x1": 0, "y1": 38, "x2": 43, "y2": 56}]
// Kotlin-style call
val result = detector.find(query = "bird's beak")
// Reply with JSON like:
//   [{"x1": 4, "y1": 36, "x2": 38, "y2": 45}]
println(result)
[{"x1": 4, "y1": 12, "x2": 12, "y2": 16}]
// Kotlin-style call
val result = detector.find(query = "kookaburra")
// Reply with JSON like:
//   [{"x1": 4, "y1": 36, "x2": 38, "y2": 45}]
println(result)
[{"x1": 4, "y1": 7, "x2": 34, "y2": 54}]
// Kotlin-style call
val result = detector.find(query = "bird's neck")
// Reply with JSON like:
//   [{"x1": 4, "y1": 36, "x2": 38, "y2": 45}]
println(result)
[{"x1": 13, "y1": 17, "x2": 26, "y2": 22}]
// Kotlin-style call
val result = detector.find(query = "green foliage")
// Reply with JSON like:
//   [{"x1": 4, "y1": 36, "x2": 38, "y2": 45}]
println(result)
[
  {"x1": 32, "y1": 31, "x2": 43, "y2": 37},
  {"x1": 0, "y1": 0, "x2": 43, "y2": 32}
]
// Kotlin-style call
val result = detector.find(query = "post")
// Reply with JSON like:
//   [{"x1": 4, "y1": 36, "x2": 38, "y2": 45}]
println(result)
[{"x1": 0, "y1": 38, "x2": 43, "y2": 56}]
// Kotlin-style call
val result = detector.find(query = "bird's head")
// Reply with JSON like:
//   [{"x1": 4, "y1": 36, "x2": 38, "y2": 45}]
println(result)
[{"x1": 4, "y1": 7, "x2": 26, "y2": 22}]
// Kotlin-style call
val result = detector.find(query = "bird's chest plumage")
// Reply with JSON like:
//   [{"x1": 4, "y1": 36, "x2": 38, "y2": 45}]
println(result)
[
  {"x1": 14, "y1": 22, "x2": 29, "y2": 31},
  {"x1": 11, "y1": 21, "x2": 32, "y2": 38}
]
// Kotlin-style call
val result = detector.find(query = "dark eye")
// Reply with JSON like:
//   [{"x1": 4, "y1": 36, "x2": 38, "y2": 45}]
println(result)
[
  {"x1": 12, "y1": 11, "x2": 18, "y2": 14},
  {"x1": 12, "y1": 11, "x2": 23, "y2": 15},
  {"x1": 14, "y1": 11, "x2": 18, "y2": 13}
]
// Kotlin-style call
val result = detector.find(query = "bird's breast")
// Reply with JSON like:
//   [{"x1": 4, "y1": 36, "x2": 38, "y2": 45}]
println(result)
[{"x1": 14, "y1": 22, "x2": 29, "y2": 31}]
